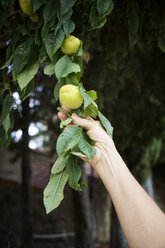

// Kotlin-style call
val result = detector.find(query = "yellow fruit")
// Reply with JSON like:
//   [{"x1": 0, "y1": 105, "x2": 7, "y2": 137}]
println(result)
[
  {"x1": 30, "y1": 13, "x2": 38, "y2": 22},
  {"x1": 61, "y1": 36, "x2": 80, "y2": 55},
  {"x1": 59, "y1": 84, "x2": 83, "y2": 109},
  {"x1": 19, "y1": 0, "x2": 34, "y2": 16}
]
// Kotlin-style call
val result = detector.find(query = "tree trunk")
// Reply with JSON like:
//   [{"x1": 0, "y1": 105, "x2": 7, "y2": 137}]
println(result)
[
  {"x1": 20, "y1": 98, "x2": 34, "y2": 248},
  {"x1": 72, "y1": 162, "x2": 94, "y2": 248}
]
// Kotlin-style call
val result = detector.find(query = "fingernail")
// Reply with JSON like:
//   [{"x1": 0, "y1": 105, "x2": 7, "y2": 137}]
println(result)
[{"x1": 72, "y1": 113, "x2": 77, "y2": 118}]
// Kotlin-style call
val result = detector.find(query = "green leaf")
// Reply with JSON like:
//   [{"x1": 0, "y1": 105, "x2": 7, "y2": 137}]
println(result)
[
  {"x1": 85, "y1": 103, "x2": 98, "y2": 119},
  {"x1": 13, "y1": 39, "x2": 33, "y2": 77},
  {"x1": 54, "y1": 79, "x2": 66, "y2": 101},
  {"x1": 44, "y1": 63, "x2": 55, "y2": 76},
  {"x1": 19, "y1": 80, "x2": 34, "y2": 101},
  {"x1": 56, "y1": 125, "x2": 82, "y2": 155},
  {"x1": 45, "y1": 33, "x2": 55, "y2": 61},
  {"x1": 17, "y1": 62, "x2": 39, "y2": 90},
  {"x1": 81, "y1": 181, "x2": 87, "y2": 187},
  {"x1": 77, "y1": 45, "x2": 83, "y2": 57},
  {"x1": 59, "y1": 0, "x2": 76, "y2": 15},
  {"x1": 45, "y1": 28, "x2": 64, "y2": 60},
  {"x1": 57, "y1": 9, "x2": 73, "y2": 27},
  {"x1": 127, "y1": 0, "x2": 139, "y2": 49},
  {"x1": 90, "y1": 4, "x2": 107, "y2": 29},
  {"x1": 0, "y1": 88, "x2": 5, "y2": 97},
  {"x1": 0, "y1": 95, "x2": 13, "y2": 124},
  {"x1": 97, "y1": 0, "x2": 114, "y2": 18},
  {"x1": 80, "y1": 85, "x2": 93, "y2": 109},
  {"x1": 6, "y1": 34, "x2": 20, "y2": 62},
  {"x1": 64, "y1": 75, "x2": 74, "y2": 85},
  {"x1": 0, "y1": 126, "x2": 11, "y2": 149},
  {"x1": 42, "y1": 0, "x2": 58, "y2": 23},
  {"x1": 65, "y1": 73, "x2": 79, "y2": 86},
  {"x1": 158, "y1": 36, "x2": 165, "y2": 53},
  {"x1": 51, "y1": 153, "x2": 71, "y2": 174},
  {"x1": 60, "y1": 117, "x2": 72, "y2": 128},
  {"x1": 31, "y1": 0, "x2": 45, "y2": 12},
  {"x1": 53, "y1": 28, "x2": 65, "y2": 54},
  {"x1": 66, "y1": 156, "x2": 82, "y2": 191},
  {"x1": 0, "y1": 55, "x2": 13, "y2": 69},
  {"x1": 3, "y1": 114, "x2": 10, "y2": 133},
  {"x1": 73, "y1": 53, "x2": 83, "y2": 81},
  {"x1": 70, "y1": 108, "x2": 85, "y2": 118},
  {"x1": 54, "y1": 83, "x2": 60, "y2": 101},
  {"x1": 63, "y1": 19, "x2": 75, "y2": 37},
  {"x1": 18, "y1": 25, "x2": 30, "y2": 36},
  {"x1": 13, "y1": 41, "x2": 39, "y2": 77},
  {"x1": 69, "y1": 74, "x2": 79, "y2": 86},
  {"x1": 55, "y1": 55, "x2": 80, "y2": 80},
  {"x1": 57, "y1": 106, "x2": 71, "y2": 117},
  {"x1": 78, "y1": 131, "x2": 96, "y2": 162},
  {"x1": 87, "y1": 90, "x2": 97, "y2": 101},
  {"x1": 41, "y1": 17, "x2": 56, "y2": 41},
  {"x1": 71, "y1": 151, "x2": 87, "y2": 158},
  {"x1": 43, "y1": 170, "x2": 69, "y2": 213},
  {"x1": 98, "y1": 111, "x2": 113, "y2": 137}
]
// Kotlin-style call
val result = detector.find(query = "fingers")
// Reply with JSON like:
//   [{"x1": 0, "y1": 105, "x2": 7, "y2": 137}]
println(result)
[
  {"x1": 57, "y1": 106, "x2": 95, "y2": 131},
  {"x1": 85, "y1": 115, "x2": 95, "y2": 121},
  {"x1": 58, "y1": 105, "x2": 71, "y2": 121},
  {"x1": 58, "y1": 112, "x2": 67, "y2": 121},
  {"x1": 72, "y1": 113, "x2": 94, "y2": 131},
  {"x1": 62, "y1": 106, "x2": 71, "y2": 112},
  {"x1": 80, "y1": 156, "x2": 89, "y2": 163}
]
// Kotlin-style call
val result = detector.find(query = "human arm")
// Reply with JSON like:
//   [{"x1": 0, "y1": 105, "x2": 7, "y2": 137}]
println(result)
[{"x1": 58, "y1": 110, "x2": 165, "y2": 248}]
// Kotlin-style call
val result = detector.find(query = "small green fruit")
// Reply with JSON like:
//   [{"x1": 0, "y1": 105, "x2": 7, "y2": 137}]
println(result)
[
  {"x1": 61, "y1": 36, "x2": 80, "y2": 55},
  {"x1": 59, "y1": 84, "x2": 83, "y2": 109}
]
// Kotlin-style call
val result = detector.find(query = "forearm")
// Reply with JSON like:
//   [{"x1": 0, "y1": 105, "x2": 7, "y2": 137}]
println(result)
[
  {"x1": 60, "y1": 111, "x2": 165, "y2": 247},
  {"x1": 96, "y1": 146, "x2": 165, "y2": 248}
]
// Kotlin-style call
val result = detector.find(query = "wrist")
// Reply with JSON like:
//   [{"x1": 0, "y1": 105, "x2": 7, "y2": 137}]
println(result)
[
  {"x1": 93, "y1": 140, "x2": 126, "y2": 189},
  {"x1": 92, "y1": 138, "x2": 120, "y2": 174}
]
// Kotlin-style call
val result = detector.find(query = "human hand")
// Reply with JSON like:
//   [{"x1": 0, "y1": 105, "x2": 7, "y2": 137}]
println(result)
[{"x1": 58, "y1": 106, "x2": 117, "y2": 174}]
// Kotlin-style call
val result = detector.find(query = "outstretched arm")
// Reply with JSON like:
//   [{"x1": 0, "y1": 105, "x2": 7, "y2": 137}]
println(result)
[{"x1": 58, "y1": 110, "x2": 165, "y2": 248}]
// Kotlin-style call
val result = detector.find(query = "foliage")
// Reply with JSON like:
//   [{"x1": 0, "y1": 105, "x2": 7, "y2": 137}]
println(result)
[
  {"x1": 1, "y1": 0, "x2": 165, "y2": 207},
  {"x1": 0, "y1": 0, "x2": 115, "y2": 213},
  {"x1": 0, "y1": 0, "x2": 114, "y2": 147}
]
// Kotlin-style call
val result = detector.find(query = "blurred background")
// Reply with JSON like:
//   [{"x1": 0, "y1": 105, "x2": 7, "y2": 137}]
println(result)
[{"x1": 0, "y1": 0, "x2": 165, "y2": 248}]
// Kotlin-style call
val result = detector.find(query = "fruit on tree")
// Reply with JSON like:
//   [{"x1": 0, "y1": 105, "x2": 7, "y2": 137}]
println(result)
[
  {"x1": 19, "y1": 0, "x2": 38, "y2": 22},
  {"x1": 61, "y1": 36, "x2": 80, "y2": 55},
  {"x1": 59, "y1": 84, "x2": 83, "y2": 109},
  {"x1": 19, "y1": 0, "x2": 33, "y2": 15},
  {"x1": 30, "y1": 13, "x2": 38, "y2": 22}
]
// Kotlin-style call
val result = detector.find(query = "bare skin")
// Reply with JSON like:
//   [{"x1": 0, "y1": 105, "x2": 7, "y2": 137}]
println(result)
[{"x1": 58, "y1": 107, "x2": 165, "y2": 248}]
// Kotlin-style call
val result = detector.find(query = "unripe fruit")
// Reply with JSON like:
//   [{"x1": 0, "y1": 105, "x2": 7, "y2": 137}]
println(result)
[
  {"x1": 19, "y1": 0, "x2": 38, "y2": 22},
  {"x1": 59, "y1": 84, "x2": 83, "y2": 109},
  {"x1": 30, "y1": 13, "x2": 38, "y2": 22},
  {"x1": 19, "y1": 0, "x2": 34, "y2": 16},
  {"x1": 61, "y1": 36, "x2": 80, "y2": 55}
]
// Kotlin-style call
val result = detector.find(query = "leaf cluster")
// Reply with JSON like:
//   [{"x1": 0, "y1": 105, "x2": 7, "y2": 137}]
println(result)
[
  {"x1": 44, "y1": 125, "x2": 96, "y2": 213},
  {"x1": 0, "y1": 0, "x2": 114, "y2": 148}
]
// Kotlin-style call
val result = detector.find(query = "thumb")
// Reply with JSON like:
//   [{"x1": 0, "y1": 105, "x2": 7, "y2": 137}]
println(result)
[{"x1": 72, "y1": 113, "x2": 93, "y2": 131}]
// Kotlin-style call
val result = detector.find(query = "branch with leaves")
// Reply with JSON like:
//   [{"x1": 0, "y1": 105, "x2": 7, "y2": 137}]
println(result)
[
  {"x1": 43, "y1": 34, "x2": 114, "y2": 213},
  {"x1": 0, "y1": 0, "x2": 115, "y2": 213}
]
